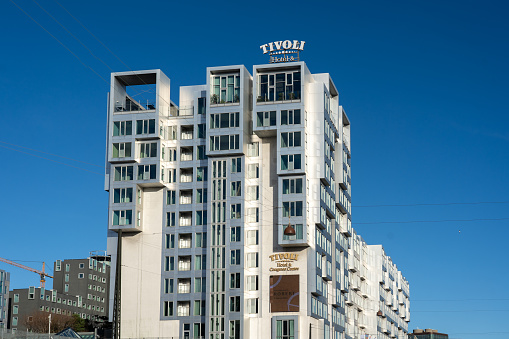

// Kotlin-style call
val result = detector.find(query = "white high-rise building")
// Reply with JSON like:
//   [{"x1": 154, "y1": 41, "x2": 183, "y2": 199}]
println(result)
[{"x1": 105, "y1": 52, "x2": 410, "y2": 339}]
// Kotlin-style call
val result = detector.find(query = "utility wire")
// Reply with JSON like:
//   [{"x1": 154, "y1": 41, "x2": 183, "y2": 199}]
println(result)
[
  {"x1": 0, "y1": 144, "x2": 104, "y2": 176},
  {"x1": 0, "y1": 140, "x2": 105, "y2": 169},
  {"x1": 354, "y1": 201, "x2": 509, "y2": 207}
]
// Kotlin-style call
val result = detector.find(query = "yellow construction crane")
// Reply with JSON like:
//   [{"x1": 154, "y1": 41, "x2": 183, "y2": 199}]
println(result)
[{"x1": 0, "y1": 257, "x2": 53, "y2": 288}]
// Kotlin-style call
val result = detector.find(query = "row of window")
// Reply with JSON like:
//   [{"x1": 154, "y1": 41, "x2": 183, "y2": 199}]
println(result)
[
  {"x1": 256, "y1": 109, "x2": 302, "y2": 127},
  {"x1": 113, "y1": 119, "x2": 156, "y2": 136},
  {"x1": 113, "y1": 165, "x2": 208, "y2": 182},
  {"x1": 167, "y1": 188, "x2": 207, "y2": 205},
  {"x1": 258, "y1": 71, "x2": 301, "y2": 102},
  {"x1": 166, "y1": 211, "x2": 207, "y2": 227},
  {"x1": 164, "y1": 255, "x2": 206, "y2": 271},
  {"x1": 165, "y1": 232, "x2": 207, "y2": 249}
]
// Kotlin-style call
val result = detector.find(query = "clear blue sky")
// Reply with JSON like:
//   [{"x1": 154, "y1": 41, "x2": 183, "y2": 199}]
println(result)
[{"x1": 1, "y1": 0, "x2": 508, "y2": 338}]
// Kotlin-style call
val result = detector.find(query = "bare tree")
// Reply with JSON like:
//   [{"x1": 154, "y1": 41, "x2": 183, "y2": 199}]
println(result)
[{"x1": 22, "y1": 311, "x2": 75, "y2": 333}]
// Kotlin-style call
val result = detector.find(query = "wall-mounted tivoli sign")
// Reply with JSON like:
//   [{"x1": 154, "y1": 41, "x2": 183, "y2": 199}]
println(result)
[
  {"x1": 260, "y1": 40, "x2": 306, "y2": 63},
  {"x1": 269, "y1": 253, "x2": 300, "y2": 272}
]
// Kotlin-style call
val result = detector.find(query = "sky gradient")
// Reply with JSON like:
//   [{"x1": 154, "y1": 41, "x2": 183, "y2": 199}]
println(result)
[{"x1": 1, "y1": 1, "x2": 508, "y2": 338}]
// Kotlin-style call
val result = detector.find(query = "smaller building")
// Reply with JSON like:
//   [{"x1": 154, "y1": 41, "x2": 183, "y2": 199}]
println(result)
[
  {"x1": 8, "y1": 254, "x2": 110, "y2": 332},
  {"x1": 409, "y1": 329, "x2": 449, "y2": 339},
  {"x1": 0, "y1": 269, "x2": 10, "y2": 328}
]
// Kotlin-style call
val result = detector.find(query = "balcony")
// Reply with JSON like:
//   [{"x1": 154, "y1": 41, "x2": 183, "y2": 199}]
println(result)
[
  {"x1": 115, "y1": 95, "x2": 155, "y2": 113},
  {"x1": 177, "y1": 278, "x2": 191, "y2": 293},
  {"x1": 256, "y1": 91, "x2": 301, "y2": 104}
]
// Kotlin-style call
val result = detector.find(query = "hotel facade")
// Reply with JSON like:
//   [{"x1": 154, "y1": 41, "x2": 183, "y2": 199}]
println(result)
[{"x1": 105, "y1": 53, "x2": 410, "y2": 339}]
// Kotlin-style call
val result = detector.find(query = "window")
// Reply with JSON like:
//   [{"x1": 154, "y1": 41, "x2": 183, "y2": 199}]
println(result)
[
  {"x1": 164, "y1": 148, "x2": 176, "y2": 162},
  {"x1": 210, "y1": 112, "x2": 240, "y2": 129},
  {"x1": 194, "y1": 277, "x2": 206, "y2": 293},
  {"x1": 281, "y1": 109, "x2": 301, "y2": 125},
  {"x1": 196, "y1": 210, "x2": 207, "y2": 226},
  {"x1": 197, "y1": 145, "x2": 207, "y2": 160},
  {"x1": 165, "y1": 234, "x2": 175, "y2": 249},
  {"x1": 166, "y1": 212, "x2": 176, "y2": 227},
  {"x1": 12, "y1": 317, "x2": 18, "y2": 326},
  {"x1": 114, "y1": 166, "x2": 133, "y2": 181},
  {"x1": 247, "y1": 208, "x2": 259, "y2": 223},
  {"x1": 276, "y1": 319, "x2": 295, "y2": 339},
  {"x1": 194, "y1": 300, "x2": 205, "y2": 316},
  {"x1": 246, "y1": 253, "x2": 258, "y2": 268},
  {"x1": 230, "y1": 158, "x2": 242, "y2": 174},
  {"x1": 136, "y1": 119, "x2": 155, "y2": 135},
  {"x1": 231, "y1": 249, "x2": 241, "y2": 265},
  {"x1": 64, "y1": 284, "x2": 69, "y2": 292},
  {"x1": 113, "y1": 188, "x2": 133, "y2": 203},
  {"x1": 230, "y1": 320, "x2": 241, "y2": 339},
  {"x1": 247, "y1": 142, "x2": 259, "y2": 157},
  {"x1": 246, "y1": 276, "x2": 258, "y2": 291},
  {"x1": 247, "y1": 298, "x2": 258, "y2": 314},
  {"x1": 198, "y1": 97, "x2": 206, "y2": 114},
  {"x1": 283, "y1": 201, "x2": 303, "y2": 217},
  {"x1": 230, "y1": 273, "x2": 241, "y2": 289},
  {"x1": 281, "y1": 132, "x2": 301, "y2": 147},
  {"x1": 195, "y1": 255, "x2": 206, "y2": 270},
  {"x1": 78, "y1": 273, "x2": 84, "y2": 279},
  {"x1": 113, "y1": 121, "x2": 132, "y2": 136},
  {"x1": 168, "y1": 125, "x2": 177, "y2": 140},
  {"x1": 164, "y1": 256, "x2": 175, "y2": 271},
  {"x1": 138, "y1": 164, "x2": 157, "y2": 180},
  {"x1": 282, "y1": 178, "x2": 303, "y2": 194},
  {"x1": 197, "y1": 167, "x2": 208, "y2": 181},
  {"x1": 112, "y1": 142, "x2": 132, "y2": 158},
  {"x1": 230, "y1": 204, "x2": 241, "y2": 219},
  {"x1": 258, "y1": 71, "x2": 301, "y2": 102},
  {"x1": 230, "y1": 227, "x2": 241, "y2": 242},
  {"x1": 247, "y1": 186, "x2": 259, "y2": 200},
  {"x1": 283, "y1": 224, "x2": 304, "y2": 240},
  {"x1": 281, "y1": 154, "x2": 302, "y2": 170},
  {"x1": 164, "y1": 279, "x2": 173, "y2": 293},
  {"x1": 211, "y1": 74, "x2": 240, "y2": 104},
  {"x1": 197, "y1": 124, "x2": 206, "y2": 138},
  {"x1": 246, "y1": 230, "x2": 259, "y2": 245},
  {"x1": 164, "y1": 301, "x2": 173, "y2": 316},
  {"x1": 195, "y1": 233, "x2": 207, "y2": 248},
  {"x1": 230, "y1": 296, "x2": 241, "y2": 312},
  {"x1": 113, "y1": 210, "x2": 132, "y2": 225},
  {"x1": 14, "y1": 294, "x2": 19, "y2": 303},
  {"x1": 231, "y1": 181, "x2": 241, "y2": 196},
  {"x1": 13, "y1": 305, "x2": 18, "y2": 314},
  {"x1": 138, "y1": 142, "x2": 157, "y2": 158},
  {"x1": 196, "y1": 188, "x2": 207, "y2": 204},
  {"x1": 168, "y1": 168, "x2": 177, "y2": 183},
  {"x1": 256, "y1": 111, "x2": 277, "y2": 127},
  {"x1": 210, "y1": 135, "x2": 240, "y2": 151},
  {"x1": 247, "y1": 164, "x2": 259, "y2": 178},
  {"x1": 167, "y1": 190, "x2": 176, "y2": 205}
]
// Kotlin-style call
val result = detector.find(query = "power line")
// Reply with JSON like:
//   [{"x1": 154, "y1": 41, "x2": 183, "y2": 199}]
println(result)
[
  {"x1": 354, "y1": 201, "x2": 509, "y2": 207},
  {"x1": 355, "y1": 217, "x2": 509, "y2": 225},
  {"x1": 0, "y1": 140, "x2": 105, "y2": 169},
  {"x1": 0, "y1": 144, "x2": 104, "y2": 176}
]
